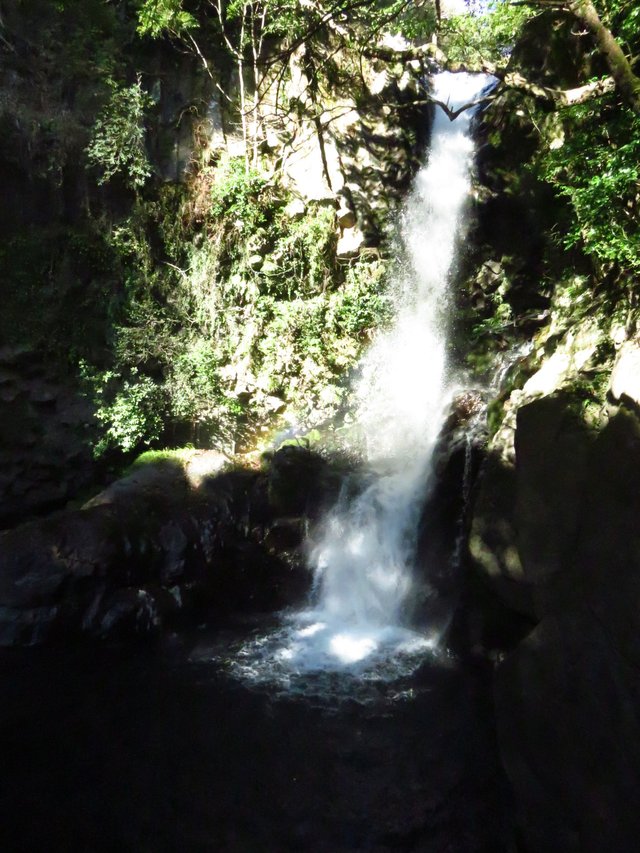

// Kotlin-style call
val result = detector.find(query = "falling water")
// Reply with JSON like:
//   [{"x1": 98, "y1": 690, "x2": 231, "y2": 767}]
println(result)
[{"x1": 228, "y1": 72, "x2": 494, "y2": 693}]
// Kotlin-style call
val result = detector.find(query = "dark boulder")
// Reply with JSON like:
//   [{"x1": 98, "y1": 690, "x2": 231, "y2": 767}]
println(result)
[
  {"x1": 0, "y1": 447, "x2": 341, "y2": 645},
  {"x1": 496, "y1": 609, "x2": 640, "y2": 853}
]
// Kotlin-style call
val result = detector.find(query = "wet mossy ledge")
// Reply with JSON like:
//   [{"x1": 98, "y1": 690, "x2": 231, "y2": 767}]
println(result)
[{"x1": 0, "y1": 385, "x2": 482, "y2": 649}]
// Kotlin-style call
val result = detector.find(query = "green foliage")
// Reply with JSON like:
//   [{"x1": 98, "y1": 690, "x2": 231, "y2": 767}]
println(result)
[
  {"x1": 0, "y1": 225, "x2": 119, "y2": 360},
  {"x1": 210, "y1": 157, "x2": 273, "y2": 232},
  {"x1": 134, "y1": 0, "x2": 437, "y2": 63},
  {"x1": 329, "y1": 260, "x2": 393, "y2": 338},
  {"x1": 4, "y1": 0, "x2": 123, "y2": 83},
  {"x1": 270, "y1": 206, "x2": 337, "y2": 297},
  {"x1": 536, "y1": 101, "x2": 640, "y2": 274},
  {"x1": 599, "y1": 0, "x2": 640, "y2": 55},
  {"x1": 376, "y1": 0, "x2": 437, "y2": 41},
  {"x1": 80, "y1": 364, "x2": 166, "y2": 457},
  {"x1": 86, "y1": 79, "x2": 153, "y2": 189},
  {"x1": 471, "y1": 301, "x2": 513, "y2": 339},
  {"x1": 220, "y1": 0, "x2": 435, "y2": 46},
  {"x1": 471, "y1": 276, "x2": 514, "y2": 339},
  {"x1": 136, "y1": 0, "x2": 197, "y2": 37},
  {"x1": 252, "y1": 257, "x2": 391, "y2": 420},
  {"x1": 74, "y1": 164, "x2": 389, "y2": 454},
  {"x1": 2, "y1": 0, "x2": 422, "y2": 462},
  {"x1": 168, "y1": 338, "x2": 225, "y2": 421},
  {"x1": 441, "y1": 0, "x2": 535, "y2": 68}
]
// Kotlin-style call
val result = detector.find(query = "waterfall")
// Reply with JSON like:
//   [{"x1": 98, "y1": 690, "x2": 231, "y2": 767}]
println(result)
[
  {"x1": 230, "y1": 72, "x2": 493, "y2": 689},
  {"x1": 312, "y1": 72, "x2": 487, "y2": 628}
]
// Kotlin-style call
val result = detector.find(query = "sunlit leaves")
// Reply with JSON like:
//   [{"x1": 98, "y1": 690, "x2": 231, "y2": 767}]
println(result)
[
  {"x1": 441, "y1": 0, "x2": 536, "y2": 68},
  {"x1": 537, "y1": 100, "x2": 640, "y2": 271},
  {"x1": 86, "y1": 79, "x2": 153, "y2": 189},
  {"x1": 136, "y1": 0, "x2": 197, "y2": 38}
]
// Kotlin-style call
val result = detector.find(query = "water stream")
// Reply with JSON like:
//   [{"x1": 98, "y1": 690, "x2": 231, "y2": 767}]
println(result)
[{"x1": 229, "y1": 72, "x2": 494, "y2": 691}]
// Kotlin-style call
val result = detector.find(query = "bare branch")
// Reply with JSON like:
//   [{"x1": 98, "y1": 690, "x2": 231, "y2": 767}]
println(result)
[
  {"x1": 384, "y1": 74, "x2": 615, "y2": 120},
  {"x1": 389, "y1": 93, "x2": 498, "y2": 119},
  {"x1": 187, "y1": 33, "x2": 216, "y2": 82},
  {"x1": 502, "y1": 71, "x2": 616, "y2": 106}
]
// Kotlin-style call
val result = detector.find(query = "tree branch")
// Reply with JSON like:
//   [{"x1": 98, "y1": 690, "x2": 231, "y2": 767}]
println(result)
[
  {"x1": 568, "y1": 0, "x2": 640, "y2": 114},
  {"x1": 387, "y1": 74, "x2": 615, "y2": 119},
  {"x1": 502, "y1": 71, "x2": 616, "y2": 106},
  {"x1": 515, "y1": 0, "x2": 640, "y2": 113},
  {"x1": 361, "y1": 42, "x2": 440, "y2": 67}
]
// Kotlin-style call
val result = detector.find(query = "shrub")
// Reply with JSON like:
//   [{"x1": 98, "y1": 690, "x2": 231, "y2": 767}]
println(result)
[
  {"x1": 80, "y1": 364, "x2": 167, "y2": 457},
  {"x1": 86, "y1": 78, "x2": 153, "y2": 188}
]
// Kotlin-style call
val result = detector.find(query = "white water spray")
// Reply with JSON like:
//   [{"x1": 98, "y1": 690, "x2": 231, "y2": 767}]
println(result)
[{"x1": 230, "y1": 72, "x2": 493, "y2": 688}]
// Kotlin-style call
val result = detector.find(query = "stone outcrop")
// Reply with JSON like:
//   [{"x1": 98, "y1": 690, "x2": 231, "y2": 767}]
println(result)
[
  {"x1": 466, "y1": 244, "x2": 640, "y2": 850},
  {"x1": 278, "y1": 42, "x2": 431, "y2": 242},
  {"x1": 0, "y1": 446, "x2": 342, "y2": 645},
  {"x1": 460, "y1": 15, "x2": 640, "y2": 849}
]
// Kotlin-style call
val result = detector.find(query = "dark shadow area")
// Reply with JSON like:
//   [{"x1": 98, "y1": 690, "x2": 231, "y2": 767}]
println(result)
[
  {"x1": 464, "y1": 394, "x2": 640, "y2": 852},
  {"x1": 0, "y1": 626, "x2": 512, "y2": 853}
]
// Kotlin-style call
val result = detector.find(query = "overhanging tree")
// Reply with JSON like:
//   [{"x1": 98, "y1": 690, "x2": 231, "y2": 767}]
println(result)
[
  {"x1": 518, "y1": 0, "x2": 640, "y2": 114},
  {"x1": 136, "y1": 0, "x2": 438, "y2": 167}
]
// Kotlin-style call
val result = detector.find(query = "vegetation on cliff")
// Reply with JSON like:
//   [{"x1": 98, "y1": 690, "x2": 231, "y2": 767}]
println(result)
[
  {"x1": 0, "y1": 0, "x2": 436, "y2": 475},
  {"x1": 451, "y1": 1, "x2": 640, "y2": 410},
  {"x1": 2, "y1": 0, "x2": 640, "y2": 510}
]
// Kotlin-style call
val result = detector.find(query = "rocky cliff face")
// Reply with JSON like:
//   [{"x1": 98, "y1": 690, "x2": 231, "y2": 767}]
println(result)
[
  {"x1": 461, "y1": 13, "x2": 640, "y2": 849},
  {"x1": 0, "y1": 5, "x2": 433, "y2": 525}
]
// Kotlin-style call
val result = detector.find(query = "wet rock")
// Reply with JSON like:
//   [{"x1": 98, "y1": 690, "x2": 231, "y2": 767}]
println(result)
[
  {"x1": 522, "y1": 320, "x2": 602, "y2": 398},
  {"x1": 263, "y1": 517, "x2": 306, "y2": 553},
  {"x1": 0, "y1": 350, "x2": 96, "y2": 526},
  {"x1": 263, "y1": 394, "x2": 287, "y2": 414},
  {"x1": 284, "y1": 197, "x2": 306, "y2": 220},
  {"x1": 496, "y1": 609, "x2": 640, "y2": 853},
  {"x1": 266, "y1": 444, "x2": 335, "y2": 518},
  {"x1": 468, "y1": 390, "x2": 640, "y2": 848},
  {"x1": 412, "y1": 393, "x2": 487, "y2": 635},
  {"x1": 336, "y1": 202, "x2": 357, "y2": 229},
  {"x1": 158, "y1": 521, "x2": 189, "y2": 584},
  {"x1": 0, "y1": 386, "x2": 19, "y2": 403},
  {"x1": 0, "y1": 447, "x2": 346, "y2": 645},
  {"x1": 0, "y1": 603, "x2": 61, "y2": 647},
  {"x1": 461, "y1": 13, "x2": 634, "y2": 847},
  {"x1": 94, "y1": 588, "x2": 163, "y2": 640},
  {"x1": 610, "y1": 339, "x2": 640, "y2": 408},
  {"x1": 572, "y1": 407, "x2": 640, "y2": 667},
  {"x1": 469, "y1": 387, "x2": 596, "y2": 618}
]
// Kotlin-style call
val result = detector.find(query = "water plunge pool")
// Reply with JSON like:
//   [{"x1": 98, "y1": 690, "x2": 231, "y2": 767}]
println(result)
[{"x1": 0, "y1": 622, "x2": 510, "y2": 852}]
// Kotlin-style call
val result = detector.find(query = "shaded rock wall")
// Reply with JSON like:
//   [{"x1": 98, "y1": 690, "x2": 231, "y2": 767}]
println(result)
[
  {"x1": 0, "y1": 445, "x2": 341, "y2": 645},
  {"x1": 0, "y1": 346, "x2": 96, "y2": 527},
  {"x1": 0, "y1": 8, "x2": 432, "y2": 525},
  {"x1": 461, "y1": 13, "x2": 640, "y2": 851}
]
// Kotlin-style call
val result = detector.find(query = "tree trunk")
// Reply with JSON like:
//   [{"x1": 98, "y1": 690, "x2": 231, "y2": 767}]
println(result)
[
  {"x1": 568, "y1": 0, "x2": 640, "y2": 114},
  {"x1": 238, "y1": 5, "x2": 249, "y2": 169}
]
